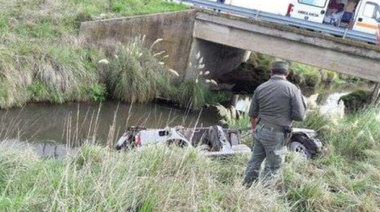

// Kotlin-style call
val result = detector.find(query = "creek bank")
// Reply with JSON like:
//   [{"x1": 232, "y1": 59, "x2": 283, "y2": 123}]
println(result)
[{"x1": 0, "y1": 0, "x2": 188, "y2": 109}]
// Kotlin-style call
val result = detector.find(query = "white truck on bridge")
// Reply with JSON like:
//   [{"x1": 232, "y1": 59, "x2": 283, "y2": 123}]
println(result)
[
  {"x1": 221, "y1": 0, "x2": 380, "y2": 35},
  {"x1": 288, "y1": 0, "x2": 380, "y2": 35}
]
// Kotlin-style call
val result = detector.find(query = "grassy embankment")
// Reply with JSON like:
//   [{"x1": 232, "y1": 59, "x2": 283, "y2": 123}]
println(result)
[
  {"x1": 1, "y1": 0, "x2": 365, "y2": 110},
  {"x1": 0, "y1": 0, "x2": 188, "y2": 108},
  {"x1": 1, "y1": 106, "x2": 380, "y2": 211}
]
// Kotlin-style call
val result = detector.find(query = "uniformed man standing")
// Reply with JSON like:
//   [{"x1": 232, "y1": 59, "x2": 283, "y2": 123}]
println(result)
[{"x1": 243, "y1": 61, "x2": 306, "y2": 188}]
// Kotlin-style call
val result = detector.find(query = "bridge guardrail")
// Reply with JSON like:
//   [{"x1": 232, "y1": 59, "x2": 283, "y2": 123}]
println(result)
[{"x1": 182, "y1": 0, "x2": 377, "y2": 44}]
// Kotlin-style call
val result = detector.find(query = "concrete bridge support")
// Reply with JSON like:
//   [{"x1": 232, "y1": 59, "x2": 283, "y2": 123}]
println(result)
[{"x1": 185, "y1": 38, "x2": 249, "y2": 80}]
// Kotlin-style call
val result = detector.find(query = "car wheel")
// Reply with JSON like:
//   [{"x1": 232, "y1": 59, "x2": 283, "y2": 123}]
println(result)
[{"x1": 288, "y1": 141, "x2": 311, "y2": 159}]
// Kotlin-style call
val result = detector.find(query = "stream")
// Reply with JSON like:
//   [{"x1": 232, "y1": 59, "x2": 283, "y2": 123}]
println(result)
[
  {"x1": 0, "y1": 84, "x2": 365, "y2": 158},
  {"x1": 0, "y1": 102, "x2": 218, "y2": 144}
]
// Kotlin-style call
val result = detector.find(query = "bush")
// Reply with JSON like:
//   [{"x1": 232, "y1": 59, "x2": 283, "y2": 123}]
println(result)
[
  {"x1": 82, "y1": 83, "x2": 107, "y2": 102},
  {"x1": 339, "y1": 90, "x2": 372, "y2": 113},
  {"x1": 304, "y1": 71, "x2": 322, "y2": 87},
  {"x1": 291, "y1": 63, "x2": 321, "y2": 88}
]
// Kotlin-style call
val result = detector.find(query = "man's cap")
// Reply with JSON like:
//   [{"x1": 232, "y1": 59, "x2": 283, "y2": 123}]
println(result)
[{"x1": 271, "y1": 61, "x2": 289, "y2": 71}]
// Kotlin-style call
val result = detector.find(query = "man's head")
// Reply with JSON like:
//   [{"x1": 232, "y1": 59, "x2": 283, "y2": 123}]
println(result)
[{"x1": 271, "y1": 61, "x2": 289, "y2": 76}]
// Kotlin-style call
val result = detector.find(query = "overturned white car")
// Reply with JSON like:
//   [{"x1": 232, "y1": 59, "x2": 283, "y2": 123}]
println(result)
[{"x1": 115, "y1": 125, "x2": 322, "y2": 158}]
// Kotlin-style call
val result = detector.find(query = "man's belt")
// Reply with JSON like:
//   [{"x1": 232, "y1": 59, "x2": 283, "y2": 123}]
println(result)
[{"x1": 258, "y1": 121, "x2": 284, "y2": 132}]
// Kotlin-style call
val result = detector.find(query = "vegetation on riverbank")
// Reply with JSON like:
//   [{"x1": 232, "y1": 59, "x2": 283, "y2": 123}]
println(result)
[
  {"x1": 228, "y1": 53, "x2": 362, "y2": 94},
  {"x1": 0, "y1": 0, "x2": 187, "y2": 108},
  {"x1": 339, "y1": 90, "x2": 372, "y2": 113},
  {"x1": 1, "y1": 107, "x2": 380, "y2": 211}
]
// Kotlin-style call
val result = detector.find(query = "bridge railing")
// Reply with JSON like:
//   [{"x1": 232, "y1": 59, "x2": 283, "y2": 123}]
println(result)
[{"x1": 182, "y1": 0, "x2": 377, "y2": 44}]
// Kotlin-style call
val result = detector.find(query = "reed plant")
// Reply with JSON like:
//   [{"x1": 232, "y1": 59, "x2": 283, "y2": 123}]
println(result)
[
  {"x1": 1, "y1": 107, "x2": 380, "y2": 211},
  {"x1": 215, "y1": 99, "x2": 251, "y2": 129},
  {"x1": 104, "y1": 37, "x2": 175, "y2": 103}
]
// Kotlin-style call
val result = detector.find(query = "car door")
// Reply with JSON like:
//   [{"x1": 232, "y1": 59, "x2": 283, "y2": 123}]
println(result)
[{"x1": 353, "y1": 0, "x2": 380, "y2": 34}]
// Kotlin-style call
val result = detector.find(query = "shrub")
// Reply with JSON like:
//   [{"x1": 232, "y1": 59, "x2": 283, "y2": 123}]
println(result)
[
  {"x1": 28, "y1": 81, "x2": 51, "y2": 102},
  {"x1": 304, "y1": 71, "x2": 321, "y2": 87},
  {"x1": 326, "y1": 71, "x2": 337, "y2": 83},
  {"x1": 339, "y1": 90, "x2": 371, "y2": 113},
  {"x1": 291, "y1": 63, "x2": 321, "y2": 87},
  {"x1": 82, "y1": 83, "x2": 107, "y2": 102}
]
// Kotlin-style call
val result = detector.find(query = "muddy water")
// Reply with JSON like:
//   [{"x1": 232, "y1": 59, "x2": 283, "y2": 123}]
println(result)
[{"x1": 0, "y1": 102, "x2": 219, "y2": 144}]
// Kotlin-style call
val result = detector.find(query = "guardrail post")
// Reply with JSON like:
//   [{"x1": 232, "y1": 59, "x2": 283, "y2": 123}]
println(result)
[
  {"x1": 255, "y1": 10, "x2": 260, "y2": 19},
  {"x1": 343, "y1": 28, "x2": 348, "y2": 39}
]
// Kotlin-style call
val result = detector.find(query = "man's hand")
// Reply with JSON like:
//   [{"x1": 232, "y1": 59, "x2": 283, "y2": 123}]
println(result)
[
  {"x1": 376, "y1": 24, "x2": 380, "y2": 46},
  {"x1": 250, "y1": 128, "x2": 255, "y2": 135},
  {"x1": 250, "y1": 116, "x2": 258, "y2": 135}
]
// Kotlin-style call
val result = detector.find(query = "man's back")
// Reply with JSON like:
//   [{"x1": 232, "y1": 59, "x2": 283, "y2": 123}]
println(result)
[
  {"x1": 243, "y1": 61, "x2": 306, "y2": 187},
  {"x1": 249, "y1": 76, "x2": 305, "y2": 127}
]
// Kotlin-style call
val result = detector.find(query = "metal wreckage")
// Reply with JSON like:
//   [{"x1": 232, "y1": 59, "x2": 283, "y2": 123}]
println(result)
[{"x1": 115, "y1": 125, "x2": 322, "y2": 159}]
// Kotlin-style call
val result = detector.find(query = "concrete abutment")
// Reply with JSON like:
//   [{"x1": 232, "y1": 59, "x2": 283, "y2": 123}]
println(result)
[{"x1": 185, "y1": 38, "x2": 249, "y2": 80}]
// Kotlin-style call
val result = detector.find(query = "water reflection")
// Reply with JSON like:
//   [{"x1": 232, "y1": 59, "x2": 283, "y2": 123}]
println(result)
[
  {"x1": 234, "y1": 84, "x2": 368, "y2": 118},
  {"x1": 0, "y1": 102, "x2": 219, "y2": 144}
]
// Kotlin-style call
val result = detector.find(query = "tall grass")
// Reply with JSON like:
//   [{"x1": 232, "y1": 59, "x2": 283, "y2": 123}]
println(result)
[
  {"x1": 104, "y1": 37, "x2": 175, "y2": 103},
  {"x1": 215, "y1": 99, "x2": 251, "y2": 129},
  {"x1": 217, "y1": 103, "x2": 380, "y2": 211},
  {"x1": 0, "y1": 144, "x2": 286, "y2": 211},
  {"x1": 283, "y1": 107, "x2": 380, "y2": 211},
  {"x1": 1, "y1": 107, "x2": 380, "y2": 211},
  {"x1": 0, "y1": 0, "x2": 187, "y2": 108},
  {"x1": 171, "y1": 52, "x2": 221, "y2": 109}
]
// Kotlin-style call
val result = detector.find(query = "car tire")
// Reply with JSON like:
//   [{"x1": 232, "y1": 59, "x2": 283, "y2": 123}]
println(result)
[{"x1": 288, "y1": 141, "x2": 311, "y2": 159}]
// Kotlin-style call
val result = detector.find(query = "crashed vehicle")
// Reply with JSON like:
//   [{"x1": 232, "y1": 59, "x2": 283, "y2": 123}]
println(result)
[
  {"x1": 288, "y1": 128, "x2": 323, "y2": 159},
  {"x1": 115, "y1": 125, "x2": 322, "y2": 158},
  {"x1": 115, "y1": 126, "x2": 251, "y2": 156}
]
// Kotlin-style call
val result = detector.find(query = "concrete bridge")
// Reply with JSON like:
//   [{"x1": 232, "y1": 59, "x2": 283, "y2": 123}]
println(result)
[
  {"x1": 190, "y1": 12, "x2": 380, "y2": 82},
  {"x1": 80, "y1": 10, "x2": 380, "y2": 102}
]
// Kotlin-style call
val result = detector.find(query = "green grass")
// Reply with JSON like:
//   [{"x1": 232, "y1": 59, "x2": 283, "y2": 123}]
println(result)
[
  {"x1": 218, "y1": 105, "x2": 380, "y2": 211},
  {"x1": 0, "y1": 144, "x2": 285, "y2": 211},
  {"x1": 105, "y1": 37, "x2": 175, "y2": 103},
  {"x1": 0, "y1": 0, "x2": 187, "y2": 108},
  {"x1": 290, "y1": 63, "x2": 321, "y2": 87},
  {"x1": 1, "y1": 107, "x2": 380, "y2": 211}
]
